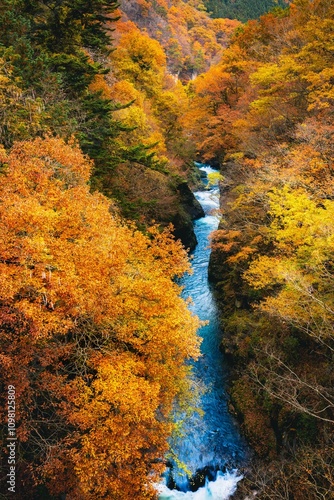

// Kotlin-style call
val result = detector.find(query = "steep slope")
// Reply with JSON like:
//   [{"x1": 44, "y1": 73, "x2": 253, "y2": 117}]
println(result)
[
  {"x1": 180, "y1": 1, "x2": 334, "y2": 496},
  {"x1": 0, "y1": 0, "x2": 217, "y2": 250},
  {"x1": 117, "y1": 0, "x2": 240, "y2": 79}
]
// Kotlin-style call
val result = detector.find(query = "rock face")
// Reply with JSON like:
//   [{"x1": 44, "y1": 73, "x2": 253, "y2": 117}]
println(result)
[
  {"x1": 172, "y1": 209, "x2": 198, "y2": 251},
  {"x1": 177, "y1": 182, "x2": 205, "y2": 220},
  {"x1": 171, "y1": 182, "x2": 205, "y2": 251}
]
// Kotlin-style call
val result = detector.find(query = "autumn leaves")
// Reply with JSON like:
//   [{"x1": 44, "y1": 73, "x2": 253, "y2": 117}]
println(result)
[
  {"x1": 0, "y1": 137, "x2": 200, "y2": 498},
  {"x1": 199, "y1": 1, "x2": 334, "y2": 496}
]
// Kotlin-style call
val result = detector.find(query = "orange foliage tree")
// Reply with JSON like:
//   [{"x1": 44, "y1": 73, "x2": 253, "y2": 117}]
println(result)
[{"x1": 0, "y1": 137, "x2": 200, "y2": 498}]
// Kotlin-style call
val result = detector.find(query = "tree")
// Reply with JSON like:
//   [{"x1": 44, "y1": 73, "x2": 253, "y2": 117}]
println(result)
[
  {"x1": 22, "y1": 0, "x2": 119, "y2": 54},
  {"x1": 245, "y1": 186, "x2": 334, "y2": 356},
  {"x1": 111, "y1": 27, "x2": 167, "y2": 97},
  {"x1": 0, "y1": 136, "x2": 200, "y2": 498}
]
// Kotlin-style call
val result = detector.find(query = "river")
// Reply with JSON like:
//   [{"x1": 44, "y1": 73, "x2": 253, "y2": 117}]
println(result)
[{"x1": 157, "y1": 165, "x2": 248, "y2": 500}]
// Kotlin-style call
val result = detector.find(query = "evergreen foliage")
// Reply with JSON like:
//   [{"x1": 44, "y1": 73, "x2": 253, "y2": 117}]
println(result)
[{"x1": 204, "y1": 0, "x2": 287, "y2": 22}]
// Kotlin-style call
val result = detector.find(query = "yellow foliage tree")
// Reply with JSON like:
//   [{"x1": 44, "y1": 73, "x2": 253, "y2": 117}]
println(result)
[{"x1": 245, "y1": 186, "x2": 334, "y2": 348}]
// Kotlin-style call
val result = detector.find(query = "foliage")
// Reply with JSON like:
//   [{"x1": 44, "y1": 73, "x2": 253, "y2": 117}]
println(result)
[
  {"x1": 0, "y1": 137, "x2": 200, "y2": 498},
  {"x1": 3, "y1": 0, "x2": 334, "y2": 496},
  {"x1": 22, "y1": 0, "x2": 119, "y2": 54},
  {"x1": 118, "y1": 0, "x2": 241, "y2": 79},
  {"x1": 204, "y1": 0, "x2": 288, "y2": 22},
  {"x1": 0, "y1": 0, "x2": 203, "y2": 240},
  {"x1": 195, "y1": 0, "x2": 334, "y2": 495}
]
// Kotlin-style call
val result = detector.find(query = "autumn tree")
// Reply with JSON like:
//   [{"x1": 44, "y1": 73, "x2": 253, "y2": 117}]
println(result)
[
  {"x1": 119, "y1": 0, "x2": 234, "y2": 79},
  {"x1": 0, "y1": 137, "x2": 200, "y2": 499},
  {"x1": 244, "y1": 186, "x2": 334, "y2": 415}
]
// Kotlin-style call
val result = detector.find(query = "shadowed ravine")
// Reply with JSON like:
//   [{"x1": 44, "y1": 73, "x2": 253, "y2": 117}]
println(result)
[{"x1": 157, "y1": 166, "x2": 249, "y2": 500}]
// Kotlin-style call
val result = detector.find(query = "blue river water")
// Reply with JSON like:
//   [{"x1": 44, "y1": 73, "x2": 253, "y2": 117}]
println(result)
[{"x1": 157, "y1": 166, "x2": 248, "y2": 500}]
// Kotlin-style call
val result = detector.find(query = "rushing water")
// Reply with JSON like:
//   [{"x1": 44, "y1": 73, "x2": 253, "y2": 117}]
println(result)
[{"x1": 157, "y1": 166, "x2": 248, "y2": 500}]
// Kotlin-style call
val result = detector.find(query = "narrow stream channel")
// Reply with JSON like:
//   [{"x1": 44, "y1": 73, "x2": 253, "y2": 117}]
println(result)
[{"x1": 157, "y1": 166, "x2": 248, "y2": 500}]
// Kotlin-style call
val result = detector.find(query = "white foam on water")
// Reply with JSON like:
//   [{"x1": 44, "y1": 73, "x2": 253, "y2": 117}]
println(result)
[
  {"x1": 197, "y1": 165, "x2": 218, "y2": 176},
  {"x1": 195, "y1": 190, "x2": 220, "y2": 210},
  {"x1": 156, "y1": 470, "x2": 243, "y2": 500}
]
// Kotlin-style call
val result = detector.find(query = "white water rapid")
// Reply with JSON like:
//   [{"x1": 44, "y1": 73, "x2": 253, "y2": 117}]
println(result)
[{"x1": 157, "y1": 470, "x2": 243, "y2": 499}]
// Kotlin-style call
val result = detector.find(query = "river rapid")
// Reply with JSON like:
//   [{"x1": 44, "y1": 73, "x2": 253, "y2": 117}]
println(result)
[{"x1": 157, "y1": 166, "x2": 248, "y2": 500}]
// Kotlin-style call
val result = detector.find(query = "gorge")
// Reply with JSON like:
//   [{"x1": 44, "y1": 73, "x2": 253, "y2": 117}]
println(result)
[{"x1": 0, "y1": 1, "x2": 333, "y2": 498}]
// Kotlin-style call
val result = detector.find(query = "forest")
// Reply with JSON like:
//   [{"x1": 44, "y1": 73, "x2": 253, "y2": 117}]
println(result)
[
  {"x1": 0, "y1": 0, "x2": 333, "y2": 498},
  {"x1": 204, "y1": 0, "x2": 287, "y2": 22}
]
